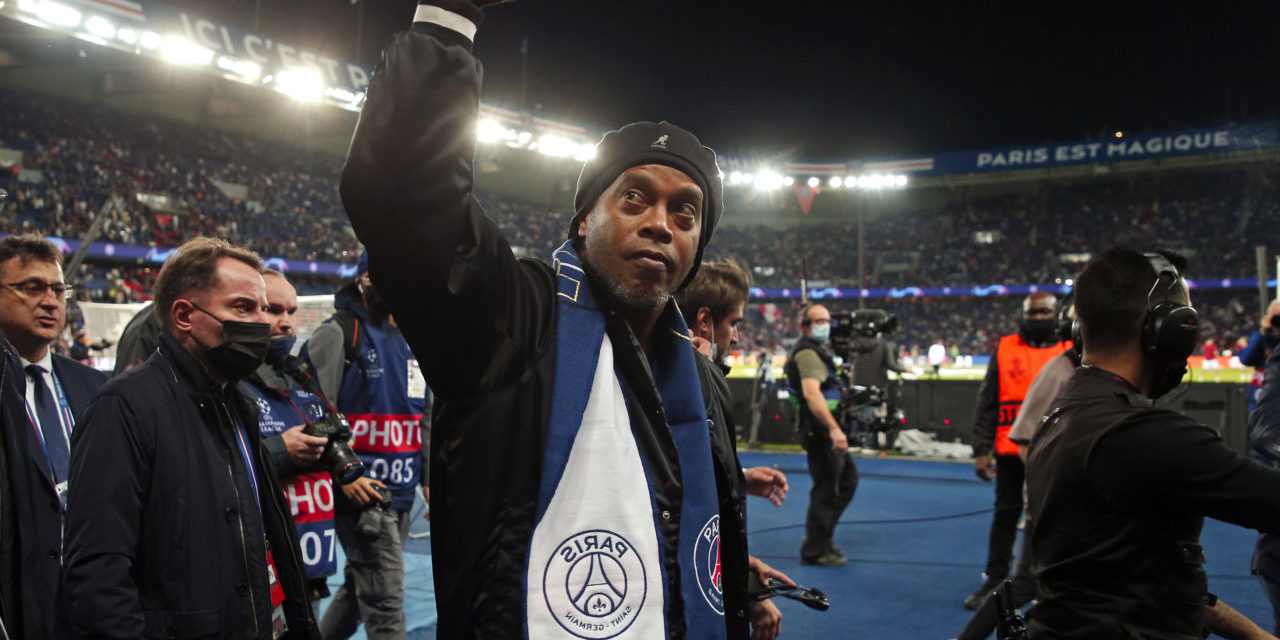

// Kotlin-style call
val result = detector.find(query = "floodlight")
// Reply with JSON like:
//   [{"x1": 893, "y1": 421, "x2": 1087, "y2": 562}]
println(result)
[
  {"x1": 274, "y1": 68, "x2": 325, "y2": 102},
  {"x1": 138, "y1": 31, "x2": 160, "y2": 50},
  {"x1": 806, "y1": 177, "x2": 819, "y2": 188},
  {"x1": 36, "y1": 1, "x2": 81, "y2": 27},
  {"x1": 116, "y1": 27, "x2": 137, "y2": 45},
  {"x1": 16, "y1": 0, "x2": 38, "y2": 14},
  {"x1": 324, "y1": 86, "x2": 361, "y2": 105},
  {"x1": 537, "y1": 134, "x2": 579, "y2": 158},
  {"x1": 754, "y1": 169, "x2": 784, "y2": 190},
  {"x1": 216, "y1": 56, "x2": 261, "y2": 82},
  {"x1": 573, "y1": 145, "x2": 596, "y2": 162},
  {"x1": 829, "y1": 176, "x2": 843, "y2": 188},
  {"x1": 741, "y1": 173, "x2": 754, "y2": 185},
  {"x1": 476, "y1": 119, "x2": 505, "y2": 143},
  {"x1": 728, "y1": 171, "x2": 743, "y2": 185},
  {"x1": 895, "y1": 174, "x2": 908, "y2": 187},
  {"x1": 83, "y1": 15, "x2": 114, "y2": 39},
  {"x1": 783, "y1": 176, "x2": 794, "y2": 186},
  {"x1": 161, "y1": 36, "x2": 214, "y2": 66},
  {"x1": 515, "y1": 130, "x2": 533, "y2": 146}
]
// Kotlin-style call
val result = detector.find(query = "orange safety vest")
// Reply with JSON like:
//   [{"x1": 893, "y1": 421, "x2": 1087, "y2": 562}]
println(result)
[{"x1": 994, "y1": 334, "x2": 1072, "y2": 455}]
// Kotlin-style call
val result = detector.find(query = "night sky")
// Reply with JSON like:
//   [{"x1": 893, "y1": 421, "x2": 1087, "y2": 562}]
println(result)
[{"x1": 170, "y1": 0, "x2": 1279, "y2": 160}]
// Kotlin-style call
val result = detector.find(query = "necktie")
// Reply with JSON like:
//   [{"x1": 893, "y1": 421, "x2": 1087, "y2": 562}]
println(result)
[{"x1": 26, "y1": 364, "x2": 69, "y2": 482}]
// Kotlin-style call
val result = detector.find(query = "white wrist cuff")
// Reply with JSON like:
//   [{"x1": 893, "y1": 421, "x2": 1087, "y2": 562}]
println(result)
[{"x1": 413, "y1": 4, "x2": 478, "y2": 42}]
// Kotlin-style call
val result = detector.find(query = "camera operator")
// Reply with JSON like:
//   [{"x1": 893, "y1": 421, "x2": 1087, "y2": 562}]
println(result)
[
  {"x1": 786, "y1": 304, "x2": 856, "y2": 567},
  {"x1": 1024, "y1": 248, "x2": 1280, "y2": 639},
  {"x1": 245, "y1": 269, "x2": 351, "y2": 616},
  {"x1": 303, "y1": 253, "x2": 427, "y2": 640},
  {"x1": 964, "y1": 292, "x2": 1071, "y2": 609}
]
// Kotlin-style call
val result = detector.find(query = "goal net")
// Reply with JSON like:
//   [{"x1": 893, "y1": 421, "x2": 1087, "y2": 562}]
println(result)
[{"x1": 78, "y1": 295, "x2": 338, "y2": 372}]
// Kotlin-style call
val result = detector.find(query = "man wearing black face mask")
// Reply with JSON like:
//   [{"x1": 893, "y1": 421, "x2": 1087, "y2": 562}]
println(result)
[
  {"x1": 963, "y1": 291, "x2": 1071, "y2": 610},
  {"x1": 1024, "y1": 247, "x2": 1280, "y2": 639},
  {"x1": 62, "y1": 238, "x2": 320, "y2": 639},
  {"x1": 245, "y1": 269, "x2": 339, "y2": 617},
  {"x1": 303, "y1": 252, "x2": 427, "y2": 640}
]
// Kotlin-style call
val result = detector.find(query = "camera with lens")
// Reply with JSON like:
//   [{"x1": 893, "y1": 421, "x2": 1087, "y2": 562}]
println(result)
[
  {"x1": 827, "y1": 309, "x2": 903, "y2": 448},
  {"x1": 830, "y1": 309, "x2": 898, "y2": 360},
  {"x1": 355, "y1": 484, "x2": 391, "y2": 539},
  {"x1": 301, "y1": 411, "x2": 366, "y2": 485}
]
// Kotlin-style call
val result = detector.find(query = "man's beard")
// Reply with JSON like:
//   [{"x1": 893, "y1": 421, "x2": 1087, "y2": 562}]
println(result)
[{"x1": 581, "y1": 241, "x2": 673, "y2": 314}]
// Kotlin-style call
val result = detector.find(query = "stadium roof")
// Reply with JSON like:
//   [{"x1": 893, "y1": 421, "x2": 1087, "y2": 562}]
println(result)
[{"x1": 204, "y1": 0, "x2": 1280, "y2": 160}]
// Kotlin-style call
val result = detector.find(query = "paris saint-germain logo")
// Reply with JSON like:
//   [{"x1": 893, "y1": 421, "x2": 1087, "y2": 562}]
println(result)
[
  {"x1": 694, "y1": 514, "x2": 724, "y2": 614},
  {"x1": 544, "y1": 529, "x2": 646, "y2": 639}
]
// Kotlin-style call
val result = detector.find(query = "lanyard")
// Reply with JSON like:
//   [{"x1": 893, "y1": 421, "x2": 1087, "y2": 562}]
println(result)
[
  {"x1": 24, "y1": 369, "x2": 74, "y2": 480},
  {"x1": 228, "y1": 406, "x2": 262, "y2": 512}
]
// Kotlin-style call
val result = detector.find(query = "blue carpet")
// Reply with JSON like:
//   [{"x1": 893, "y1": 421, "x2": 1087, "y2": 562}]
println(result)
[{"x1": 319, "y1": 453, "x2": 1273, "y2": 639}]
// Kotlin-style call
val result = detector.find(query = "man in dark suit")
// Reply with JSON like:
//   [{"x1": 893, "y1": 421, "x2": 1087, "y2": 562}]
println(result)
[{"x1": 0, "y1": 233, "x2": 106, "y2": 637}]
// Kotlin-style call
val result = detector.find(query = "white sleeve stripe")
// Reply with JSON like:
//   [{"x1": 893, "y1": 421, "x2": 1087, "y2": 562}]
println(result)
[{"x1": 413, "y1": 5, "x2": 478, "y2": 42}]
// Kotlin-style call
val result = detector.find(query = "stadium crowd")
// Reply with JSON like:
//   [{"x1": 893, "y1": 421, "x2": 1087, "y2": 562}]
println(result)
[{"x1": 0, "y1": 92, "x2": 1273, "y2": 359}]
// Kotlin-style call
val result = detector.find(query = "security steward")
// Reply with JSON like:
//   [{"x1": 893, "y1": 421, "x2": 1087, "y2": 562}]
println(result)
[
  {"x1": 62, "y1": 238, "x2": 318, "y2": 639},
  {"x1": 786, "y1": 303, "x2": 856, "y2": 567},
  {"x1": 965, "y1": 291, "x2": 1070, "y2": 608},
  {"x1": 1025, "y1": 248, "x2": 1280, "y2": 639}
]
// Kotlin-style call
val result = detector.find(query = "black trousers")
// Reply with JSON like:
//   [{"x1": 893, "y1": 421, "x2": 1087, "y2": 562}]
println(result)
[
  {"x1": 801, "y1": 440, "x2": 858, "y2": 559},
  {"x1": 984, "y1": 454, "x2": 1025, "y2": 580},
  {"x1": 957, "y1": 517, "x2": 1038, "y2": 640}
]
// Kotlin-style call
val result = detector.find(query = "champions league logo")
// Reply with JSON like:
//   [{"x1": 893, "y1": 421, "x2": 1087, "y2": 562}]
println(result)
[
  {"x1": 694, "y1": 515, "x2": 724, "y2": 614},
  {"x1": 544, "y1": 529, "x2": 646, "y2": 639}
]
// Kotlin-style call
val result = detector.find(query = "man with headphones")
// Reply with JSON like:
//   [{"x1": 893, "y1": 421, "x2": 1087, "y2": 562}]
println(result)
[
  {"x1": 785, "y1": 303, "x2": 857, "y2": 567},
  {"x1": 1023, "y1": 248, "x2": 1280, "y2": 639}
]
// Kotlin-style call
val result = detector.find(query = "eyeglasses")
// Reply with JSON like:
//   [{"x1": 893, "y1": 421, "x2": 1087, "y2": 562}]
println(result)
[{"x1": 2, "y1": 280, "x2": 74, "y2": 300}]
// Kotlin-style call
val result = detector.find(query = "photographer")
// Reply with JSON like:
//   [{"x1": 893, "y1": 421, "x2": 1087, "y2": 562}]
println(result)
[
  {"x1": 304, "y1": 253, "x2": 427, "y2": 640},
  {"x1": 786, "y1": 304, "x2": 856, "y2": 567},
  {"x1": 245, "y1": 269, "x2": 349, "y2": 615}
]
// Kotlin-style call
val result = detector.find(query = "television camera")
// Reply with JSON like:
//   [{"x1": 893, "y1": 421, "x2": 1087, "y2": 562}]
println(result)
[{"x1": 829, "y1": 309, "x2": 904, "y2": 449}]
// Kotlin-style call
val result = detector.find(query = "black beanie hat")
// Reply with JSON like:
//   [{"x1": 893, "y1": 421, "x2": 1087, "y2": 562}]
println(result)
[{"x1": 569, "y1": 121, "x2": 724, "y2": 291}]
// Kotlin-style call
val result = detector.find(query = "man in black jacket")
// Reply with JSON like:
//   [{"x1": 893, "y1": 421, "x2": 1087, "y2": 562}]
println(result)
[
  {"x1": 680, "y1": 260, "x2": 792, "y2": 639},
  {"x1": 341, "y1": 3, "x2": 734, "y2": 637},
  {"x1": 62, "y1": 237, "x2": 319, "y2": 639},
  {"x1": 0, "y1": 234, "x2": 107, "y2": 637},
  {"x1": 1249, "y1": 344, "x2": 1280, "y2": 634},
  {"x1": 1024, "y1": 248, "x2": 1280, "y2": 639}
]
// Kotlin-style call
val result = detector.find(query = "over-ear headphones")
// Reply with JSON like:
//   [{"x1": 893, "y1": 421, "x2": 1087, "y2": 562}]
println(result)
[{"x1": 1140, "y1": 252, "x2": 1199, "y2": 364}]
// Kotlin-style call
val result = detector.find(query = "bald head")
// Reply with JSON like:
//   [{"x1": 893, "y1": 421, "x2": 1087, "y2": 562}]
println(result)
[{"x1": 1023, "y1": 292, "x2": 1057, "y2": 321}]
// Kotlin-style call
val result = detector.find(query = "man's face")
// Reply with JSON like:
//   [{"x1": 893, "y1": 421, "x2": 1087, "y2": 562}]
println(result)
[
  {"x1": 1023, "y1": 293, "x2": 1056, "y2": 321},
  {"x1": 578, "y1": 164, "x2": 703, "y2": 313},
  {"x1": 805, "y1": 305, "x2": 831, "y2": 337},
  {"x1": 263, "y1": 274, "x2": 298, "y2": 338},
  {"x1": 702, "y1": 303, "x2": 744, "y2": 361},
  {"x1": 0, "y1": 257, "x2": 65, "y2": 358},
  {"x1": 181, "y1": 257, "x2": 268, "y2": 351},
  {"x1": 1264, "y1": 301, "x2": 1280, "y2": 331}
]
